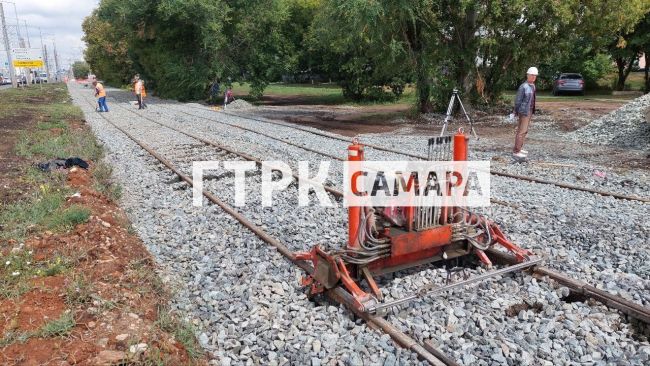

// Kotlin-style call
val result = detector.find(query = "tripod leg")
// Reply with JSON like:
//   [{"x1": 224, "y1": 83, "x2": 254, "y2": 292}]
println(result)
[
  {"x1": 457, "y1": 96, "x2": 478, "y2": 138},
  {"x1": 441, "y1": 93, "x2": 456, "y2": 137}
]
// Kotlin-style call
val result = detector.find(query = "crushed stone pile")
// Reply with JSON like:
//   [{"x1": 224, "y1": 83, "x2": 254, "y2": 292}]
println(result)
[
  {"x1": 225, "y1": 99, "x2": 255, "y2": 111},
  {"x1": 569, "y1": 93, "x2": 650, "y2": 149}
]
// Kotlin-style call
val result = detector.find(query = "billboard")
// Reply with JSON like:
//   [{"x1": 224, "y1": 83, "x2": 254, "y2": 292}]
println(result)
[{"x1": 11, "y1": 48, "x2": 44, "y2": 68}]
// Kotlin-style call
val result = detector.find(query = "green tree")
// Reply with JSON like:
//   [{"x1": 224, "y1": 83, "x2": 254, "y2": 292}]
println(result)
[
  {"x1": 313, "y1": 0, "x2": 436, "y2": 109},
  {"x1": 82, "y1": 10, "x2": 134, "y2": 86},
  {"x1": 72, "y1": 61, "x2": 90, "y2": 79}
]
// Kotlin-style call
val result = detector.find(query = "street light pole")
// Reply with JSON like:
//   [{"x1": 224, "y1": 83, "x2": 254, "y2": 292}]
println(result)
[{"x1": 0, "y1": 2, "x2": 16, "y2": 87}]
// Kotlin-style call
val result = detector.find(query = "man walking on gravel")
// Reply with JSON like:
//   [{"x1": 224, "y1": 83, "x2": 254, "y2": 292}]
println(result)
[
  {"x1": 512, "y1": 67, "x2": 538, "y2": 159},
  {"x1": 93, "y1": 80, "x2": 109, "y2": 112},
  {"x1": 133, "y1": 74, "x2": 145, "y2": 110}
]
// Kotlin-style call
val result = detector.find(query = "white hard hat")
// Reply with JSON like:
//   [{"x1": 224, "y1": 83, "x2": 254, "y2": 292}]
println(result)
[{"x1": 527, "y1": 67, "x2": 539, "y2": 76}]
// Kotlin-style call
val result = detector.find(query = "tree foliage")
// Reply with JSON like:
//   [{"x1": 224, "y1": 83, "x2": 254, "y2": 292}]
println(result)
[
  {"x1": 82, "y1": 0, "x2": 650, "y2": 108},
  {"x1": 71, "y1": 61, "x2": 90, "y2": 79}
]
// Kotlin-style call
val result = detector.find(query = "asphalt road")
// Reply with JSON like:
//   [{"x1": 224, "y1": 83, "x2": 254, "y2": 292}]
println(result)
[{"x1": 0, "y1": 84, "x2": 12, "y2": 91}]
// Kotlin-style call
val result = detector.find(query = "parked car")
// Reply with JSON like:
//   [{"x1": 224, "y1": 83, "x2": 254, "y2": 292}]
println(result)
[
  {"x1": 552, "y1": 73, "x2": 585, "y2": 96},
  {"x1": 35, "y1": 73, "x2": 48, "y2": 84}
]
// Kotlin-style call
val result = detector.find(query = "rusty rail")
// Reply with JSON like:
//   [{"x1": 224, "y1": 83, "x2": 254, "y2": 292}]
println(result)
[
  {"x1": 486, "y1": 249, "x2": 650, "y2": 324},
  {"x1": 112, "y1": 101, "x2": 538, "y2": 209},
  {"x1": 83, "y1": 97, "x2": 448, "y2": 366},
  {"x1": 109, "y1": 99, "x2": 344, "y2": 198},
  {"x1": 187, "y1": 107, "x2": 648, "y2": 204}
]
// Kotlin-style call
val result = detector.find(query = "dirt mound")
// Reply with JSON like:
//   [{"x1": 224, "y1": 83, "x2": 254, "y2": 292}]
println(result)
[{"x1": 569, "y1": 93, "x2": 650, "y2": 149}]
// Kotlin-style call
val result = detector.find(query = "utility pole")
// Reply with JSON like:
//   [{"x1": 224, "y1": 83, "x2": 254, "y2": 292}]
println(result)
[
  {"x1": 43, "y1": 43, "x2": 49, "y2": 80},
  {"x1": 52, "y1": 39, "x2": 60, "y2": 81},
  {"x1": 38, "y1": 27, "x2": 48, "y2": 80},
  {"x1": 21, "y1": 20, "x2": 32, "y2": 84},
  {"x1": 0, "y1": 3, "x2": 16, "y2": 87},
  {"x1": 22, "y1": 20, "x2": 29, "y2": 47}
]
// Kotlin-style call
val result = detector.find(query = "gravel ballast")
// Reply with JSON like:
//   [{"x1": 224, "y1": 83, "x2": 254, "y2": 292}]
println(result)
[
  {"x1": 71, "y1": 84, "x2": 649, "y2": 365},
  {"x1": 569, "y1": 93, "x2": 650, "y2": 149}
]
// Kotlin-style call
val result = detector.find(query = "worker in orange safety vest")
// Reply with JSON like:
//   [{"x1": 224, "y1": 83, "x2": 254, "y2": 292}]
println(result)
[{"x1": 93, "y1": 80, "x2": 109, "y2": 112}]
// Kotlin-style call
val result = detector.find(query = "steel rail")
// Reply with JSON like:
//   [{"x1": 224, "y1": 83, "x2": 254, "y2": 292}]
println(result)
[
  {"x1": 109, "y1": 99, "x2": 518, "y2": 210},
  {"x1": 107, "y1": 97, "x2": 344, "y2": 198},
  {"x1": 178, "y1": 105, "x2": 648, "y2": 204},
  {"x1": 80, "y1": 96, "x2": 448, "y2": 366},
  {"x1": 168, "y1": 105, "x2": 346, "y2": 162},
  {"x1": 365, "y1": 258, "x2": 543, "y2": 314},
  {"x1": 486, "y1": 249, "x2": 650, "y2": 324}
]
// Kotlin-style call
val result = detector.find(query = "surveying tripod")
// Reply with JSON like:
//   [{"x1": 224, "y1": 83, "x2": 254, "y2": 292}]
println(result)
[{"x1": 439, "y1": 88, "x2": 477, "y2": 138}]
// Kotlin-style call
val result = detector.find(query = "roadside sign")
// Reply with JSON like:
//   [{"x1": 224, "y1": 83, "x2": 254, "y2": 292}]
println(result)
[
  {"x1": 11, "y1": 48, "x2": 44, "y2": 68},
  {"x1": 13, "y1": 60, "x2": 44, "y2": 67}
]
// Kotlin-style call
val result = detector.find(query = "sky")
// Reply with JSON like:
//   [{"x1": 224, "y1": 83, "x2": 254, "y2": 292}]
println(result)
[{"x1": 2, "y1": 0, "x2": 99, "y2": 70}]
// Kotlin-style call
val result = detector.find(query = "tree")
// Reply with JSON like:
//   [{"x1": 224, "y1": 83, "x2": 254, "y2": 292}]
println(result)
[
  {"x1": 220, "y1": 0, "x2": 295, "y2": 98},
  {"x1": 313, "y1": 0, "x2": 437, "y2": 110},
  {"x1": 82, "y1": 10, "x2": 134, "y2": 86},
  {"x1": 626, "y1": 14, "x2": 650, "y2": 93},
  {"x1": 72, "y1": 61, "x2": 90, "y2": 79},
  {"x1": 315, "y1": 0, "x2": 650, "y2": 111},
  {"x1": 599, "y1": 6, "x2": 650, "y2": 91},
  {"x1": 83, "y1": 0, "x2": 650, "y2": 108}
]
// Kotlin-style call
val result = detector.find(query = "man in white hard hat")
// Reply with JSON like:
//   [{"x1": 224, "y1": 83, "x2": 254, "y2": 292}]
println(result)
[{"x1": 512, "y1": 67, "x2": 538, "y2": 159}]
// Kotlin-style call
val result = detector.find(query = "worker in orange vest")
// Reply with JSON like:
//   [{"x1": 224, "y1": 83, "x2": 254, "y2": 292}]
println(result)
[
  {"x1": 133, "y1": 74, "x2": 148, "y2": 110},
  {"x1": 140, "y1": 79, "x2": 148, "y2": 109},
  {"x1": 92, "y1": 80, "x2": 109, "y2": 112}
]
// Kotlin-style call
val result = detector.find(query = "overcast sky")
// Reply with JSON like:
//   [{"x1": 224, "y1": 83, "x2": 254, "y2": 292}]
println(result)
[{"x1": 3, "y1": 0, "x2": 99, "y2": 68}]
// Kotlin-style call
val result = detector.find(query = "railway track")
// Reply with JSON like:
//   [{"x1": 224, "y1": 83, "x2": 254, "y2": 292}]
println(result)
[
  {"x1": 99, "y1": 97, "x2": 650, "y2": 322},
  {"x1": 79, "y1": 92, "x2": 650, "y2": 364},
  {"x1": 164, "y1": 103, "x2": 649, "y2": 204},
  {"x1": 80, "y1": 95, "x2": 450, "y2": 365}
]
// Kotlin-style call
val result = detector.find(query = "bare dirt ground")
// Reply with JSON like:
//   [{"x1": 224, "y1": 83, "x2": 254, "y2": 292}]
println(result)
[
  {"x1": 247, "y1": 95, "x2": 650, "y2": 169},
  {"x1": 0, "y1": 106, "x2": 41, "y2": 205},
  {"x1": 2, "y1": 169, "x2": 201, "y2": 365},
  {"x1": 0, "y1": 86, "x2": 206, "y2": 365}
]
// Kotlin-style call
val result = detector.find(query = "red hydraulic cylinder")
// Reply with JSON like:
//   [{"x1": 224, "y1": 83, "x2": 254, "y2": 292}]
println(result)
[
  {"x1": 446, "y1": 130, "x2": 469, "y2": 224},
  {"x1": 348, "y1": 141, "x2": 364, "y2": 250},
  {"x1": 453, "y1": 129, "x2": 469, "y2": 161}
]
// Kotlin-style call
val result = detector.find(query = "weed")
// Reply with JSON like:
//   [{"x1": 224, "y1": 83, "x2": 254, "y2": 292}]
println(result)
[
  {"x1": 0, "y1": 189, "x2": 66, "y2": 240},
  {"x1": 138, "y1": 346, "x2": 181, "y2": 366},
  {"x1": 0, "y1": 311, "x2": 75, "y2": 347},
  {"x1": 46, "y1": 103, "x2": 83, "y2": 121},
  {"x1": 41, "y1": 255, "x2": 71, "y2": 277},
  {"x1": 17, "y1": 129, "x2": 103, "y2": 162},
  {"x1": 0, "y1": 249, "x2": 36, "y2": 299},
  {"x1": 46, "y1": 204, "x2": 91, "y2": 231},
  {"x1": 127, "y1": 259, "x2": 166, "y2": 296},
  {"x1": 0, "y1": 330, "x2": 31, "y2": 347},
  {"x1": 90, "y1": 294, "x2": 119, "y2": 312},
  {"x1": 65, "y1": 274, "x2": 93, "y2": 306},
  {"x1": 37, "y1": 120, "x2": 68, "y2": 131},
  {"x1": 155, "y1": 307, "x2": 203, "y2": 360},
  {"x1": 38, "y1": 311, "x2": 75, "y2": 337},
  {"x1": 93, "y1": 162, "x2": 123, "y2": 201}
]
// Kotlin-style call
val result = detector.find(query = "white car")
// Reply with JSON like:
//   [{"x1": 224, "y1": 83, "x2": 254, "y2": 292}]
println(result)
[{"x1": 36, "y1": 73, "x2": 48, "y2": 83}]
